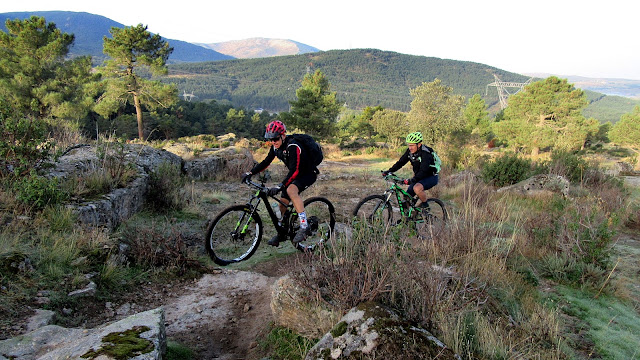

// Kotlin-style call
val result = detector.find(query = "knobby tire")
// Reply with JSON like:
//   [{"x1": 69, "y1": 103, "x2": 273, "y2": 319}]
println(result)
[
  {"x1": 205, "y1": 205, "x2": 263, "y2": 266},
  {"x1": 295, "y1": 197, "x2": 336, "y2": 252},
  {"x1": 352, "y1": 194, "x2": 393, "y2": 227}
]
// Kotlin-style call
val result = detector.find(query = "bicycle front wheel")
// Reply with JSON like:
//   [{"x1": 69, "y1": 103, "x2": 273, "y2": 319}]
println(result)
[
  {"x1": 415, "y1": 198, "x2": 447, "y2": 239},
  {"x1": 352, "y1": 194, "x2": 393, "y2": 227},
  {"x1": 297, "y1": 197, "x2": 336, "y2": 252},
  {"x1": 205, "y1": 205, "x2": 263, "y2": 266}
]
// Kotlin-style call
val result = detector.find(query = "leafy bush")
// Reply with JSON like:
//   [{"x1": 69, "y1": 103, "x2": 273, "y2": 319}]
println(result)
[
  {"x1": 480, "y1": 153, "x2": 538, "y2": 187},
  {"x1": 0, "y1": 100, "x2": 53, "y2": 178},
  {"x1": 15, "y1": 173, "x2": 68, "y2": 210},
  {"x1": 547, "y1": 151, "x2": 589, "y2": 183},
  {"x1": 260, "y1": 326, "x2": 317, "y2": 360},
  {"x1": 118, "y1": 219, "x2": 198, "y2": 273},
  {"x1": 146, "y1": 162, "x2": 186, "y2": 212},
  {"x1": 556, "y1": 199, "x2": 618, "y2": 269}
]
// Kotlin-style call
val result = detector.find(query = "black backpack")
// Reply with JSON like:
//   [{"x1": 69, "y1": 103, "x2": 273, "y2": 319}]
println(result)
[{"x1": 290, "y1": 133, "x2": 324, "y2": 169}]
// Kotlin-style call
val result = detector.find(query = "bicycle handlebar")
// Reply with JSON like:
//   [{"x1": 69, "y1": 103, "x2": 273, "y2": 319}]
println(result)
[
  {"x1": 381, "y1": 171, "x2": 405, "y2": 184},
  {"x1": 243, "y1": 176, "x2": 283, "y2": 200},
  {"x1": 243, "y1": 176, "x2": 267, "y2": 191}
]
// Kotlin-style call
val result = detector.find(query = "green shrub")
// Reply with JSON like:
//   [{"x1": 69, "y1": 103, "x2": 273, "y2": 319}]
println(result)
[
  {"x1": 480, "y1": 153, "x2": 536, "y2": 187},
  {"x1": 146, "y1": 162, "x2": 186, "y2": 212},
  {"x1": 548, "y1": 151, "x2": 589, "y2": 183},
  {"x1": 165, "y1": 341, "x2": 195, "y2": 360},
  {"x1": 260, "y1": 326, "x2": 317, "y2": 360},
  {"x1": 15, "y1": 173, "x2": 68, "y2": 210}
]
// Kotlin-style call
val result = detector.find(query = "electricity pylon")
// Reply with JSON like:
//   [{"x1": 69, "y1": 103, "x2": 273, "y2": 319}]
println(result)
[
  {"x1": 486, "y1": 75, "x2": 532, "y2": 109},
  {"x1": 182, "y1": 90, "x2": 197, "y2": 101}
]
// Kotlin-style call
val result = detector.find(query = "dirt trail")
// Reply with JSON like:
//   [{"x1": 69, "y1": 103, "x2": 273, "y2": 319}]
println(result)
[{"x1": 163, "y1": 269, "x2": 279, "y2": 360}]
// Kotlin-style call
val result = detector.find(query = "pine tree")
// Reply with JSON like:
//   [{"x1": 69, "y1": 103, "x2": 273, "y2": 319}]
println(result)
[
  {"x1": 0, "y1": 16, "x2": 94, "y2": 121},
  {"x1": 96, "y1": 24, "x2": 177, "y2": 140},
  {"x1": 610, "y1": 106, "x2": 640, "y2": 169},
  {"x1": 281, "y1": 70, "x2": 341, "y2": 138},
  {"x1": 0, "y1": 16, "x2": 95, "y2": 177},
  {"x1": 408, "y1": 79, "x2": 465, "y2": 145},
  {"x1": 494, "y1": 76, "x2": 594, "y2": 155}
]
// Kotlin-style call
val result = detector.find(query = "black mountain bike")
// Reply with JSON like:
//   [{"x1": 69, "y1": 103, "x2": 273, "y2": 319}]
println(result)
[
  {"x1": 352, "y1": 172, "x2": 447, "y2": 238},
  {"x1": 205, "y1": 172, "x2": 336, "y2": 266}
]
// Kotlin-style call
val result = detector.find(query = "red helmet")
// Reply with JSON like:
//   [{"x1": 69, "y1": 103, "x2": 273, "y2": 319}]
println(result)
[{"x1": 264, "y1": 120, "x2": 286, "y2": 140}]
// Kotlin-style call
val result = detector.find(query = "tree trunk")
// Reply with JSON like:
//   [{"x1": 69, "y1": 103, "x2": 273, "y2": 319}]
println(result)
[{"x1": 134, "y1": 94, "x2": 144, "y2": 140}]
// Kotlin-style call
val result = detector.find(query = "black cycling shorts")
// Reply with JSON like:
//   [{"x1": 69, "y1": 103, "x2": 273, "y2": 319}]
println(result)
[{"x1": 281, "y1": 172, "x2": 317, "y2": 200}]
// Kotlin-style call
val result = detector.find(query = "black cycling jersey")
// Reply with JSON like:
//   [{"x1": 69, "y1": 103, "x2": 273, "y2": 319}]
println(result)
[
  {"x1": 387, "y1": 145, "x2": 436, "y2": 183},
  {"x1": 250, "y1": 135, "x2": 315, "y2": 187}
]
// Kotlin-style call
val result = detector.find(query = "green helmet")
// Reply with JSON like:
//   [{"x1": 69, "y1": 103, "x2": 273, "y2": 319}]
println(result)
[{"x1": 405, "y1": 132, "x2": 423, "y2": 144}]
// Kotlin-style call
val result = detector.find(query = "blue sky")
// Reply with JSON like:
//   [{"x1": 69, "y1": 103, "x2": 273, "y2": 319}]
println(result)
[{"x1": 2, "y1": 0, "x2": 639, "y2": 80}]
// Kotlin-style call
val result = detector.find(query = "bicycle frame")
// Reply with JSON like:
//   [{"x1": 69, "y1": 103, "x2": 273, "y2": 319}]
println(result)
[
  {"x1": 382, "y1": 174, "x2": 419, "y2": 219},
  {"x1": 244, "y1": 179, "x2": 295, "y2": 239}
]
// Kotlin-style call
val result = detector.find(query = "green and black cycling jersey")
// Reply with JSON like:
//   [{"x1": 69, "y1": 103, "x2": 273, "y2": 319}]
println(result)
[{"x1": 387, "y1": 145, "x2": 437, "y2": 183}]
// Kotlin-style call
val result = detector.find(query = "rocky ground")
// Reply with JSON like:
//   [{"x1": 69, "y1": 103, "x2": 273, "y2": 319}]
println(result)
[
  {"x1": 5, "y1": 163, "x2": 640, "y2": 360},
  {"x1": 2, "y1": 160, "x2": 376, "y2": 359}
]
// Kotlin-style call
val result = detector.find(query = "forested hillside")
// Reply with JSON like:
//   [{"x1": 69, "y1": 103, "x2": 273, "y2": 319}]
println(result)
[
  {"x1": 164, "y1": 49, "x2": 530, "y2": 113},
  {"x1": 164, "y1": 49, "x2": 640, "y2": 123},
  {"x1": 584, "y1": 90, "x2": 640, "y2": 124}
]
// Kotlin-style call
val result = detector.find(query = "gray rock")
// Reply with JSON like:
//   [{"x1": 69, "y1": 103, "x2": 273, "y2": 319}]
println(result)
[
  {"x1": 68, "y1": 281, "x2": 97, "y2": 298},
  {"x1": 497, "y1": 174, "x2": 570, "y2": 197},
  {"x1": 306, "y1": 302, "x2": 460, "y2": 360},
  {"x1": 25, "y1": 310, "x2": 55, "y2": 333},
  {"x1": 0, "y1": 308, "x2": 165, "y2": 360},
  {"x1": 270, "y1": 275, "x2": 341, "y2": 339}
]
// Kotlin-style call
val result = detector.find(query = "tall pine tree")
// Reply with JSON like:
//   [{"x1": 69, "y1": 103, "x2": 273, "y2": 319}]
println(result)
[
  {"x1": 280, "y1": 70, "x2": 341, "y2": 138},
  {"x1": 96, "y1": 24, "x2": 177, "y2": 140},
  {"x1": 494, "y1": 76, "x2": 595, "y2": 155}
]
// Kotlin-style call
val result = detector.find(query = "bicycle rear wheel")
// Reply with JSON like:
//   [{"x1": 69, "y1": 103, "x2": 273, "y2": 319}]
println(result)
[
  {"x1": 415, "y1": 198, "x2": 447, "y2": 239},
  {"x1": 205, "y1": 205, "x2": 263, "y2": 266},
  {"x1": 352, "y1": 194, "x2": 393, "y2": 227},
  {"x1": 296, "y1": 197, "x2": 336, "y2": 252}
]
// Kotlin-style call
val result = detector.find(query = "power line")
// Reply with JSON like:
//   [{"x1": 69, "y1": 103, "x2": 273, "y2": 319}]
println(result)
[{"x1": 486, "y1": 74, "x2": 532, "y2": 109}]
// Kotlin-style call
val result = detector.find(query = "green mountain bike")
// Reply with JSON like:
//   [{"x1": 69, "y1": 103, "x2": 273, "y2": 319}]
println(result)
[
  {"x1": 205, "y1": 172, "x2": 336, "y2": 266},
  {"x1": 352, "y1": 172, "x2": 447, "y2": 238}
]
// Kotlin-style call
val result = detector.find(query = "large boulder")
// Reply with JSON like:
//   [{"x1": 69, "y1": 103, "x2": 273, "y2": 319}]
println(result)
[
  {"x1": 46, "y1": 143, "x2": 254, "y2": 229},
  {"x1": 306, "y1": 302, "x2": 460, "y2": 360},
  {"x1": 181, "y1": 146, "x2": 254, "y2": 180},
  {"x1": 0, "y1": 308, "x2": 166, "y2": 360},
  {"x1": 497, "y1": 174, "x2": 570, "y2": 198},
  {"x1": 49, "y1": 144, "x2": 183, "y2": 230},
  {"x1": 70, "y1": 174, "x2": 148, "y2": 229}
]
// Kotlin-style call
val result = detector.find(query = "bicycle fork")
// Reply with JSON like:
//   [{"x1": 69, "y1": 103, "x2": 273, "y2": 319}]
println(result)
[{"x1": 234, "y1": 204, "x2": 258, "y2": 239}]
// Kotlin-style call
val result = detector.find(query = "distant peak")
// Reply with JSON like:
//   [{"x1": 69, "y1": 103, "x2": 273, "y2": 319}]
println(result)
[{"x1": 196, "y1": 37, "x2": 319, "y2": 59}]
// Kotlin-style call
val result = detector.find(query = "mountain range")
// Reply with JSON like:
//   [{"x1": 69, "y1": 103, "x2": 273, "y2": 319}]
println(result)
[{"x1": 0, "y1": 11, "x2": 233, "y2": 63}]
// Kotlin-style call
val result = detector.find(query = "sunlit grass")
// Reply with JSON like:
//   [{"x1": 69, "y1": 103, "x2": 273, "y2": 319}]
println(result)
[{"x1": 553, "y1": 286, "x2": 640, "y2": 359}]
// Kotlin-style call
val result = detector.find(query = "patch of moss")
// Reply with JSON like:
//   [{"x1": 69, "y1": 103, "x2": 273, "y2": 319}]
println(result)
[
  {"x1": 330, "y1": 321, "x2": 348, "y2": 337},
  {"x1": 81, "y1": 326, "x2": 153, "y2": 360}
]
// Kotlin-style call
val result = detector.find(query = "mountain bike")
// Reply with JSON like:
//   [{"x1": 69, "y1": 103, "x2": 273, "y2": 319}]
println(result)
[
  {"x1": 205, "y1": 172, "x2": 336, "y2": 266},
  {"x1": 352, "y1": 172, "x2": 447, "y2": 238}
]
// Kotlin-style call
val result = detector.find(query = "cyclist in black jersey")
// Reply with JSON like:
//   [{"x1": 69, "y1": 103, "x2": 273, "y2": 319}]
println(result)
[
  {"x1": 241, "y1": 120, "x2": 317, "y2": 246},
  {"x1": 382, "y1": 132, "x2": 439, "y2": 209}
]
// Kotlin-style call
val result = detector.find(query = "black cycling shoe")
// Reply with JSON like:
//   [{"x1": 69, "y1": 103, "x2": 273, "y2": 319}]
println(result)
[
  {"x1": 292, "y1": 227, "x2": 309, "y2": 244},
  {"x1": 268, "y1": 234, "x2": 282, "y2": 247}
]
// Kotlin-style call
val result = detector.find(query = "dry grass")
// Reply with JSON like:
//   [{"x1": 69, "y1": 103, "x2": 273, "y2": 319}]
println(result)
[{"x1": 289, "y1": 169, "x2": 616, "y2": 358}]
